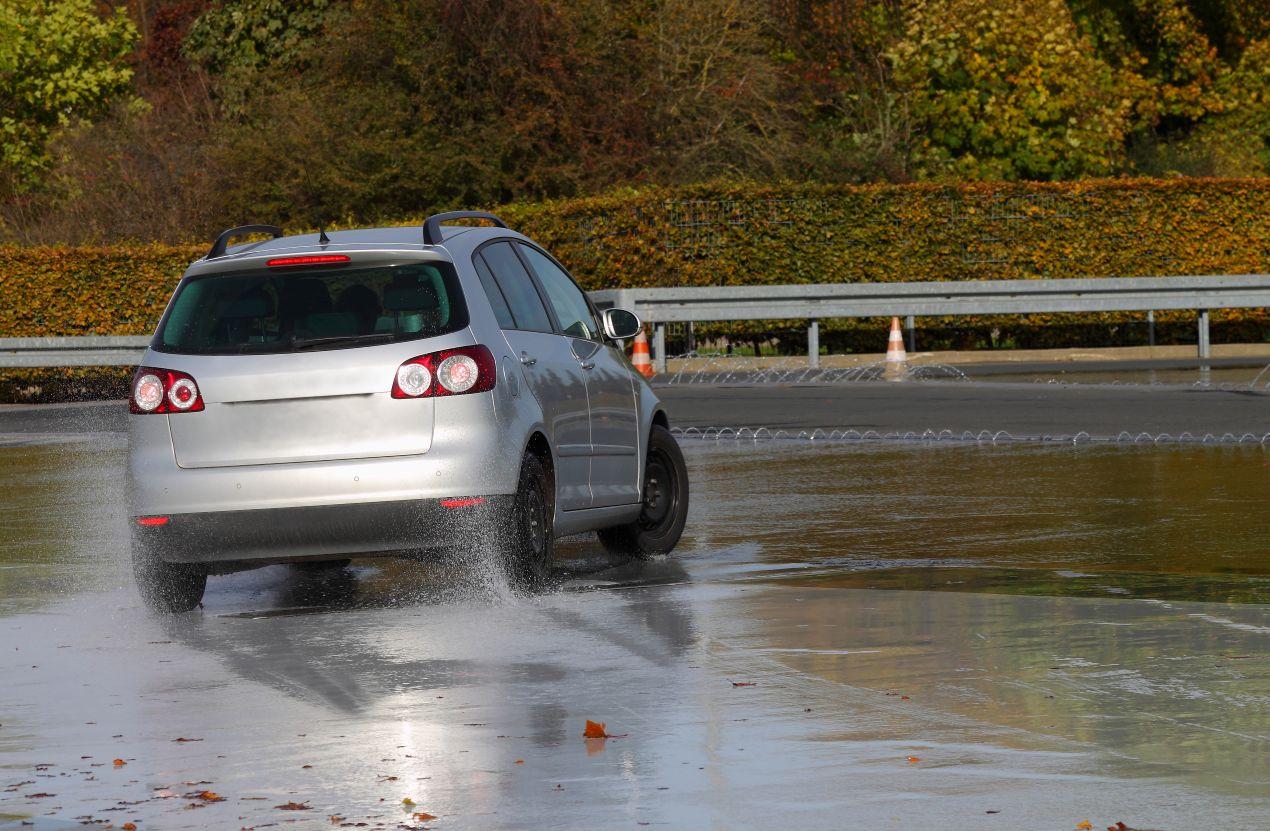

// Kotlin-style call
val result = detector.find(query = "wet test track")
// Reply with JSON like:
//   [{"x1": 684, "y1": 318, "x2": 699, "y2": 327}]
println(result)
[{"x1": 1, "y1": 380, "x2": 1268, "y2": 830}]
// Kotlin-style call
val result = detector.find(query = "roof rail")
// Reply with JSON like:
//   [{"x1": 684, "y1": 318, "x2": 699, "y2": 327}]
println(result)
[
  {"x1": 206, "y1": 224, "x2": 284, "y2": 259},
  {"x1": 422, "y1": 211, "x2": 507, "y2": 245}
]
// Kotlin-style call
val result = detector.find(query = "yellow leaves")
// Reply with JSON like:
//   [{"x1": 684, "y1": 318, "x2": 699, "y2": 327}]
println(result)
[{"x1": 1076, "y1": 823, "x2": 1093, "y2": 830}]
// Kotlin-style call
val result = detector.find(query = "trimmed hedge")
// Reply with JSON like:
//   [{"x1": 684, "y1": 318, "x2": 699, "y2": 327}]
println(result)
[{"x1": 1, "y1": 178, "x2": 1267, "y2": 342}]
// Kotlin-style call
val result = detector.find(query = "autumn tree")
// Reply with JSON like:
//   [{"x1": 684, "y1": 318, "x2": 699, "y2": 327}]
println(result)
[
  {"x1": 891, "y1": 0, "x2": 1135, "y2": 180},
  {"x1": 0, "y1": 0, "x2": 138, "y2": 188}
]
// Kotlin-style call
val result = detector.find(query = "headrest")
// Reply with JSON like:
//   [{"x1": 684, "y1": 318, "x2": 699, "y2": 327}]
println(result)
[
  {"x1": 383, "y1": 282, "x2": 439, "y2": 312},
  {"x1": 222, "y1": 294, "x2": 273, "y2": 319}
]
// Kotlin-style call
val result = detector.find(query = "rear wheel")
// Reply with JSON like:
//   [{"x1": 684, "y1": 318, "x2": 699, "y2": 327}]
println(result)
[
  {"x1": 133, "y1": 544, "x2": 206, "y2": 613},
  {"x1": 598, "y1": 425, "x2": 689, "y2": 559},
  {"x1": 498, "y1": 452, "x2": 554, "y2": 591}
]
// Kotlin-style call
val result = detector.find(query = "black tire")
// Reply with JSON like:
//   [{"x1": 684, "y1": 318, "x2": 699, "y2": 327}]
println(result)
[
  {"x1": 498, "y1": 452, "x2": 554, "y2": 591},
  {"x1": 598, "y1": 424, "x2": 689, "y2": 558},
  {"x1": 133, "y1": 544, "x2": 206, "y2": 613}
]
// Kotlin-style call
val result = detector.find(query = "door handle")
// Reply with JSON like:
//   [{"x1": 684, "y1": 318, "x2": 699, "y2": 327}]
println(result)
[
  {"x1": 579, "y1": 361, "x2": 595, "y2": 370},
  {"x1": 519, "y1": 352, "x2": 537, "y2": 366}
]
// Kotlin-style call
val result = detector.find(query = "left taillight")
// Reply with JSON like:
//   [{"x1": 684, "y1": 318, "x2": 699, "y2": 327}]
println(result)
[
  {"x1": 391, "y1": 345, "x2": 497, "y2": 399},
  {"x1": 130, "y1": 366, "x2": 205, "y2": 414}
]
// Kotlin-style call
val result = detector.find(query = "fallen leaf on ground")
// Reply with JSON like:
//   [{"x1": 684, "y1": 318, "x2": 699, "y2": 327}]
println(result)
[
  {"x1": 514, "y1": 760, "x2": 524, "y2": 765},
  {"x1": 26, "y1": 792, "x2": 55, "y2": 798},
  {"x1": 122, "y1": 824, "x2": 136, "y2": 830},
  {"x1": 401, "y1": 798, "x2": 415, "y2": 806},
  {"x1": 276, "y1": 801, "x2": 310, "y2": 810},
  {"x1": 583, "y1": 720, "x2": 627, "y2": 739},
  {"x1": 900, "y1": 695, "x2": 910, "y2": 701},
  {"x1": 732, "y1": 682, "x2": 756, "y2": 687},
  {"x1": 193, "y1": 791, "x2": 225, "y2": 802},
  {"x1": 329, "y1": 816, "x2": 342, "y2": 825},
  {"x1": 906, "y1": 756, "x2": 921, "y2": 764},
  {"x1": 412, "y1": 812, "x2": 437, "y2": 821},
  {"x1": 113, "y1": 759, "x2": 126, "y2": 766},
  {"x1": 1076, "y1": 822, "x2": 1093, "y2": 830},
  {"x1": 172, "y1": 737, "x2": 202, "y2": 742}
]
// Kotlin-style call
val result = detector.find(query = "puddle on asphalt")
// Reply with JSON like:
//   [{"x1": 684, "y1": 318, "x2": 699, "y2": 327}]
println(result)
[
  {"x1": 1, "y1": 436, "x2": 1267, "y2": 829},
  {"x1": 2, "y1": 439, "x2": 1270, "y2": 615}
]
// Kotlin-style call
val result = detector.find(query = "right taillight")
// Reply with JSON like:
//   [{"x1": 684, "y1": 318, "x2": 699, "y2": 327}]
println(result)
[
  {"x1": 130, "y1": 366, "x2": 205, "y2": 414},
  {"x1": 391, "y1": 345, "x2": 496, "y2": 399}
]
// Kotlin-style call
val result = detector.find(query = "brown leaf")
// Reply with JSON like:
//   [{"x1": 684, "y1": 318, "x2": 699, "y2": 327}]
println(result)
[
  {"x1": 906, "y1": 756, "x2": 921, "y2": 764},
  {"x1": 194, "y1": 791, "x2": 225, "y2": 802},
  {"x1": 583, "y1": 719, "x2": 626, "y2": 739},
  {"x1": 123, "y1": 824, "x2": 137, "y2": 830},
  {"x1": 731, "y1": 682, "x2": 756, "y2": 687},
  {"x1": 172, "y1": 737, "x2": 202, "y2": 742},
  {"x1": 412, "y1": 812, "x2": 437, "y2": 821},
  {"x1": 1076, "y1": 823, "x2": 1093, "y2": 830},
  {"x1": 113, "y1": 758, "x2": 127, "y2": 766},
  {"x1": 276, "y1": 801, "x2": 310, "y2": 811}
]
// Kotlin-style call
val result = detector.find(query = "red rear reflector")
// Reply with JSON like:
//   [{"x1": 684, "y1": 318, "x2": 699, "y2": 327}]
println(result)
[
  {"x1": 440, "y1": 497, "x2": 486, "y2": 508},
  {"x1": 136, "y1": 516, "x2": 169, "y2": 526},
  {"x1": 266, "y1": 254, "x2": 351, "y2": 268}
]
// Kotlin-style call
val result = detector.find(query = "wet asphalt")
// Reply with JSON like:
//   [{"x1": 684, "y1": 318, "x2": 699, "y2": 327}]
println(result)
[
  {"x1": 3, "y1": 375, "x2": 1270, "y2": 439},
  {"x1": 1, "y1": 382, "x2": 1268, "y2": 830}
]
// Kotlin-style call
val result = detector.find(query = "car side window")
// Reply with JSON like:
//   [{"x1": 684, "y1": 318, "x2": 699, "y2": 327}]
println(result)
[
  {"x1": 477, "y1": 242, "x2": 554, "y2": 333},
  {"x1": 518, "y1": 244, "x2": 600, "y2": 341},
  {"x1": 473, "y1": 254, "x2": 516, "y2": 329}
]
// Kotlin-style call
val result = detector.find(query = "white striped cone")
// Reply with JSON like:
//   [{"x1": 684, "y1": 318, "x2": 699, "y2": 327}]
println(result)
[
  {"x1": 884, "y1": 316, "x2": 907, "y2": 380},
  {"x1": 631, "y1": 330, "x2": 654, "y2": 378}
]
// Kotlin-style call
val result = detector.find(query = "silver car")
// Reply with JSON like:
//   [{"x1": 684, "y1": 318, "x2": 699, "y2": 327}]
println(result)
[{"x1": 127, "y1": 212, "x2": 688, "y2": 612}]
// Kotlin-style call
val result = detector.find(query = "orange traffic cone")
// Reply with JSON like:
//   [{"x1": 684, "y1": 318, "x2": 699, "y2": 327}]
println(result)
[
  {"x1": 631, "y1": 330, "x2": 654, "y2": 378},
  {"x1": 884, "y1": 316, "x2": 908, "y2": 381}
]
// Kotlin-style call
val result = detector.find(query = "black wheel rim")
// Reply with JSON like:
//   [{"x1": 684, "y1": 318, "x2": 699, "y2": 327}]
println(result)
[
  {"x1": 524, "y1": 483, "x2": 547, "y2": 553},
  {"x1": 639, "y1": 448, "x2": 679, "y2": 534}
]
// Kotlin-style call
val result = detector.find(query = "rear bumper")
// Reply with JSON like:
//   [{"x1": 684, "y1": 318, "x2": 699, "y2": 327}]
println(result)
[{"x1": 132, "y1": 497, "x2": 508, "y2": 567}]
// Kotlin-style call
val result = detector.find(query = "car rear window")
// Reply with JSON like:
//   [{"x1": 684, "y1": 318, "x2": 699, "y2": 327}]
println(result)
[{"x1": 153, "y1": 262, "x2": 468, "y2": 354}]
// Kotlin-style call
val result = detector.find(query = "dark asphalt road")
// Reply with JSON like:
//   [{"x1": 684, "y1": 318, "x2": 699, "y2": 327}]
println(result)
[
  {"x1": 2, "y1": 380, "x2": 1268, "y2": 440},
  {"x1": 655, "y1": 382, "x2": 1270, "y2": 435}
]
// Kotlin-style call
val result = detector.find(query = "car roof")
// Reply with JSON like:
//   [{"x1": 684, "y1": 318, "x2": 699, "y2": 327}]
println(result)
[{"x1": 213, "y1": 224, "x2": 514, "y2": 261}]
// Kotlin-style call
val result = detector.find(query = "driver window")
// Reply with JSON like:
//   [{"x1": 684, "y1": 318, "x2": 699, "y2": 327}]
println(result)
[{"x1": 518, "y1": 244, "x2": 600, "y2": 341}]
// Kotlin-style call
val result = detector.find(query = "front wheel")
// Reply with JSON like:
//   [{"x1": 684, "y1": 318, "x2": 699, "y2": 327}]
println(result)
[
  {"x1": 133, "y1": 544, "x2": 206, "y2": 613},
  {"x1": 598, "y1": 425, "x2": 689, "y2": 559}
]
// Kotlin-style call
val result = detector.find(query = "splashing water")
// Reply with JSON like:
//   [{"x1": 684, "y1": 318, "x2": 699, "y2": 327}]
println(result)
[
  {"x1": 670, "y1": 425, "x2": 1270, "y2": 447},
  {"x1": 652, "y1": 352, "x2": 1270, "y2": 391},
  {"x1": 656, "y1": 352, "x2": 968, "y2": 385}
]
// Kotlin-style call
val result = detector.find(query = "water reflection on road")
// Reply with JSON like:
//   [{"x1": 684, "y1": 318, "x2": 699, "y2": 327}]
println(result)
[{"x1": 0, "y1": 439, "x2": 1266, "y2": 830}]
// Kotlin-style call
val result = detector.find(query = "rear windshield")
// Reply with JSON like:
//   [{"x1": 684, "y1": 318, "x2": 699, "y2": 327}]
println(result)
[{"x1": 153, "y1": 262, "x2": 468, "y2": 355}]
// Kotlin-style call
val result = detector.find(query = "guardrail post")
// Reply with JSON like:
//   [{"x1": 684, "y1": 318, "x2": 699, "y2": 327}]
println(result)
[
  {"x1": 1197, "y1": 309, "x2": 1210, "y2": 360},
  {"x1": 1147, "y1": 310, "x2": 1155, "y2": 347},
  {"x1": 653, "y1": 323, "x2": 666, "y2": 374},
  {"x1": 905, "y1": 315, "x2": 916, "y2": 352},
  {"x1": 685, "y1": 321, "x2": 695, "y2": 354},
  {"x1": 808, "y1": 320, "x2": 820, "y2": 368}
]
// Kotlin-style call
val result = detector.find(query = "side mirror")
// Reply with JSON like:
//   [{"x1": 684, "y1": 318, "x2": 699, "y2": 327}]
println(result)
[{"x1": 602, "y1": 307, "x2": 642, "y2": 341}]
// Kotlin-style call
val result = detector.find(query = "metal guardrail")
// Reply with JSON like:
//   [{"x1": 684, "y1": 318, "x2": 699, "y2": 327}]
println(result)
[
  {"x1": 4, "y1": 275, "x2": 1268, "y2": 370},
  {"x1": 591, "y1": 274, "x2": 1270, "y2": 371},
  {"x1": 0, "y1": 336, "x2": 151, "y2": 368}
]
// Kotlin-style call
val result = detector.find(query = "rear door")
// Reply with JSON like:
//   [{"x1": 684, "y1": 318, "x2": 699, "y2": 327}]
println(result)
[
  {"x1": 516, "y1": 243, "x2": 640, "y2": 508},
  {"x1": 153, "y1": 260, "x2": 466, "y2": 468},
  {"x1": 474, "y1": 242, "x2": 593, "y2": 510}
]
